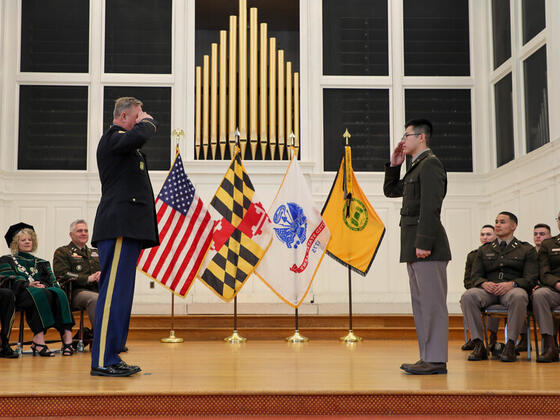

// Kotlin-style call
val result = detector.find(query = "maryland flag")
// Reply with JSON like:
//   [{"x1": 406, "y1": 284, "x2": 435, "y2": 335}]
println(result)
[
  {"x1": 321, "y1": 146, "x2": 385, "y2": 275},
  {"x1": 198, "y1": 146, "x2": 272, "y2": 301}
]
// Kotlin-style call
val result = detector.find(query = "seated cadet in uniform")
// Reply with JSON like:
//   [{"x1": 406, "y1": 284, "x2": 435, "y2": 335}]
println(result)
[
  {"x1": 515, "y1": 223, "x2": 553, "y2": 353},
  {"x1": 0, "y1": 223, "x2": 75, "y2": 357},
  {"x1": 462, "y1": 224, "x2": 500, "y2": 351},
  {"x1": 53, "y1": 219, "x2": 100, "y2": 339},
  {"x1": 0, "y1": 285, "x2": 17, "y2": 358},
  {"x1": 460, "y1": 212, "x2": 537, "y2": 362},
  {"x1": 532, "y1": 212, "x2": 560, "y2": 362}
]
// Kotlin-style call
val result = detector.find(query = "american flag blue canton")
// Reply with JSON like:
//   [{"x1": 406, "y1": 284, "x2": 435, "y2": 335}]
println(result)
[{"x1": 157, "y1": 154, "x2": 195, "y2": 216}]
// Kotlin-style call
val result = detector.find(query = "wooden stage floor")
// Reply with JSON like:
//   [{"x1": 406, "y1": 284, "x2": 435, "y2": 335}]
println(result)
[{"x1": 2, "y1": 338, "x2": 560, "y2": 417}]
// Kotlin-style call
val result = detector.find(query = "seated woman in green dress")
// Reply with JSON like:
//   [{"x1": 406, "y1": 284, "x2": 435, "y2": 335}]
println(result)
[{"x1": 0, "y1": 223, "x2": 74, "y2": 356}]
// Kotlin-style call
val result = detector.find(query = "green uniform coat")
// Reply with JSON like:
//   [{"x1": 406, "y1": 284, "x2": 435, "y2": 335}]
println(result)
[
  {"x1": 383, "y1": 149, "x2": 452, "y2": 263},
  {"x1": 53, "y1": 242, "x2": 100, "y2": 293},
  {"x1": 470, "y1": 238, "x2": 538, "y2": 292}
]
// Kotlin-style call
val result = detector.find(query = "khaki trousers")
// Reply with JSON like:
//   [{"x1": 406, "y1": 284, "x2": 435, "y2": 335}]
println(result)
[
  {"x1": 72, "y1": 289, "x2": 98, "y2": 329},
  {"x1": 532, "y1": 287, "x2": 560, "y2": 336},
  {"x1": 460, "y1": 287, "x2": 528, "y2": 342},
  {"x1": 407, "y1": 260, "x2": 449, "y2": 363}
]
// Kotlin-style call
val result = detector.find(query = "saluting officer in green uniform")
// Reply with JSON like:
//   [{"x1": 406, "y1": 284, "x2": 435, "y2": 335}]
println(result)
[
  {"x1": 53, "y1": 219, "x2": 100, "y2": 332},
  {"x1": 461, "y1": 212, "x2": 537, "y2": 362}
]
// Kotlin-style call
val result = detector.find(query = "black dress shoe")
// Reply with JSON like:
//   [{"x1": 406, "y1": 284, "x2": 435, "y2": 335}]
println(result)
[
  {"x1": 500, "y1": 340, "x2": 517, "y2": 362},
  {"x1": 115, "y1": 360, "x2": 141, "y2": 373},
  {"x1": 461, "y1": 339, "x2": 474, "y2": 351},
  {"x1": 537, "y1": 347, "x2": 559, "y2": 363},
  {"x1": 403, "y1": 361, "x2": 447, "y2": 375},
  {"x1": 119, "y1": 346, "x2": 129, "y2": 353},
  {"x1": 0, "y1": 345, "x2": 19, "y2": 359},
  {"x1": 468, "y1": 339, "x2": 488, "y2": 361},
  {"x1": 515, "y1": 334, "x2": 528, "y2": 353},
  {"x1": 91, "y1": 364, "x2": 138, "y2": 377}
]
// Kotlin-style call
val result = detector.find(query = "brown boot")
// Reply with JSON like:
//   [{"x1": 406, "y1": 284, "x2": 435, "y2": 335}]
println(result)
[
  {"x1": 500, "y1": 339, "x2": 517, "y2": 362},
  {"x1": 468, "y1": 339, "x2": 488, "y2": 361},
  {"x1": 537, "y1": 334, "x2": 559, "y2": 363}
]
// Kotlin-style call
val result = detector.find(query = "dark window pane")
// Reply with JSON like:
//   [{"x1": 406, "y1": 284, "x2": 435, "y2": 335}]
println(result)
[
  {"x1": 322, "y1": 0, "x2": 388, "y2": 76},
  {"x1": 403, "y1": 0, "x2": 470, "y2": 76},
  {"x1": 195, "y1": 0, "x2": 299, "y2": 70},
  {"x1": 405, "y1": 89, "x2": 472, "y2": 172},
  {"x1": 522, "y1": 0, "x2": 545, "y2": 45},
  {"x1": 524, "y1": 46, "x2": 549, "y2": 153},
  {"x1": 103, "y1": 87, "x2": 171, "y2": 170},
  {"x1": 21, "y1": 0, "x2": 89, "y2": 72},
  {"x1": 105, "y1": 0, "x2": 172, "y2": 74},
  {"x1": 494, "y1": 73, "x2": 514, "y2": 167},
  {"x1": 323, "y1": 89, "x2": 389, "y2": 172},
  {"x1": 492, "y1": 0, "x2": 511, "y2": 69},
  {"x1": 18, "y1": 85, "x2": 88, "y2": 170}
]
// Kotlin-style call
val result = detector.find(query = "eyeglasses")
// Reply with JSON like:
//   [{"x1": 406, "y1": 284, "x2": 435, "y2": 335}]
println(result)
[
  {"x1": 401, "y1": 133, "x2": 421, "y2": 141},
  {"x1": 556, "y1": 217, "x2": 560, "y2": 221}
]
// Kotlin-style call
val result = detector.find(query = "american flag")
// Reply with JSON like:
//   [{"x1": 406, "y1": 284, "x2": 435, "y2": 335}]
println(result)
[{"x1": 137, "y1": 153, "x2": 213, "y2": 296}]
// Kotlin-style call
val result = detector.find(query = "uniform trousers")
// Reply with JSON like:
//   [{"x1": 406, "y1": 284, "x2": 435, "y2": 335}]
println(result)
[
  {"x1": 72, "y1": 289, "x2": 98, "y2": 329},
  {"x1": 532, "y1": 287, "x2": 560, "y2": 336},
  {"x1": 407, "y1": 260, "x2": 449, "y2": 363},
  {"x1": 461, "y1": 287, "x2": 528, "y2": 342},
  {"x1": 0, "y1": 289, "x2": 15, "y2": 346},
  {"x1": 91, "y1": 237, "x2": 140, "y2": 369}
]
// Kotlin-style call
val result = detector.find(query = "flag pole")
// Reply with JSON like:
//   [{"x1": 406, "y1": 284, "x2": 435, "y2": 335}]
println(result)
[
  {"x1": 224, "y1": 127, "x2": 247, "y2": 343},
  {"x1": 286, "y1": 307, "x2": 308, "y2": 342},
  {"x1": 161, "y1": 129, "x2": 186, "y2": 344},
  {"x1": 285, "y1": 132, "x2": 308, "y2": 343},
  {"x1": 225, "y1": 296, "x2": 247, "y2": 343},
  {"x1": 339, "y1": 129, "x2": 362, "y2": 343},
  {"x1": 161, "y1": 293, "x2": 184, "y2": 343}
]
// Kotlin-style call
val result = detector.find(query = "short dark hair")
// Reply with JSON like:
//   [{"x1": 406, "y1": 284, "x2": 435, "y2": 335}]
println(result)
[
  {"x1": 481, "y1": 224, "x2": 494, "y2": 230},
  {"x1": 498, "y1": 211, "x2": 518, "y2": 225},
  {"x1": 405, "y1": 119, "x2": 433, "y2": 142},
  {"x1": 534, "y1": 223, "x2": 551, "y2": 232}
]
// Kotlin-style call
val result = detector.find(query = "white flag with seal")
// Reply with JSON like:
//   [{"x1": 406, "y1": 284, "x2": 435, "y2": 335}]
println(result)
[{"x1": 255, "y1": 148, "x2": 331, "y2": 307}]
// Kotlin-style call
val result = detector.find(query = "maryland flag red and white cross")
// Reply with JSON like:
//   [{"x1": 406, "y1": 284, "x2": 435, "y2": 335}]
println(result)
[{"x1": 198, "y1": 146, "x2": 272, "y2": 301}]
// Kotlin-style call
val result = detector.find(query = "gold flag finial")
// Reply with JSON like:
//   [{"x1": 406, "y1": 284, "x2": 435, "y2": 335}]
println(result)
[
  {"x1": 343, "y1": 129, "x2": 351, "y2": 146},
  {"x1": 172, "y1": 128, "x2": 185, "y2": 153}
]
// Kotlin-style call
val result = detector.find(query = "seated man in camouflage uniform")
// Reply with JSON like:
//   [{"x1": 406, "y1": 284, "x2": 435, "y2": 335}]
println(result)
[
  {"x1": 461, "y1": 212, "x2": 537, "y2": 362},
  {"x1": 53, "y1": 220, "x2": 100, "y2": 335}
]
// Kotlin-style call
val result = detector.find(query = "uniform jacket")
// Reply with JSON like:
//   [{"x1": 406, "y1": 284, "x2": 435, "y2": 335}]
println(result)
[
  {"x1": 538, "y1": 234, "x2": 560, "y2": 290},
  {"x1": 53, "y1": 242, "x2": 100, "y2": 293},
  {"x1": 471, "y1": 237, "x2": 537, "y2": 292},
  {"x1": 463, "y1": 249, "x2": 477, "y2": 289},
  {"x1": 92, "y1": 119, "x2": 160, "y2": 249},
  {"x1": 383, "y1": 149, "x2": 451, "y2": 263}
]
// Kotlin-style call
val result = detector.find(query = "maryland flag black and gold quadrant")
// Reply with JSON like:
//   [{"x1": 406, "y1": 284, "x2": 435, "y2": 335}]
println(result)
[
  {"x1": 321, "y1": 146, "x2": 385, "y2": 276},
  {"x1": 199, "y1": 147, "x2": 272, "y2": 301}
]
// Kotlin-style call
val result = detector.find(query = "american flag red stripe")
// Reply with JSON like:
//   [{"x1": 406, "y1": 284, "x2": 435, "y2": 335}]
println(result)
[{"x1": 137, "y1": 153, "x2": 212, "y2": 297}]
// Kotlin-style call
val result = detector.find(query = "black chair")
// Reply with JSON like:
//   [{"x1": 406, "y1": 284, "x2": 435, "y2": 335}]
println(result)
[
  {"x1": 482, "y1": 304, "x2": 539, "y2": 360},
  {"x1": 59, "y1": 274, "x2": 86, "y2": 352}
]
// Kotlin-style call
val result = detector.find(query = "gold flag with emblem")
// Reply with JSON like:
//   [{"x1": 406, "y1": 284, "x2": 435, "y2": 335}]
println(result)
[
  {"x1": 321, "y1": 146, "x2": 385, "y2": 276},
  {"x1": 198, "y1": 146, "x2": 272, "y2": 301}
]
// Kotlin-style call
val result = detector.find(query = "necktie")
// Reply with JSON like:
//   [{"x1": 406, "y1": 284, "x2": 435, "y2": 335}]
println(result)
[{"x1": 499, "y1": 241, "x2": 507, "y2": 252}]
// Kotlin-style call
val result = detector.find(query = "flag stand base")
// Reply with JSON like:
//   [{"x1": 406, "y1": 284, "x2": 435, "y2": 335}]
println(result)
[
  {"x1": 161, "y1": 330, "x2": 184, "y2": 343},
  {"x1": 224, "y1": 329, "x2": 247, "y2": 343},
  {"x1": 339, "y1": 329, "x2": 362, "y2": 343},
  {"x1": 286, "y1": 329, "x2": 308, "y2": 343}
]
